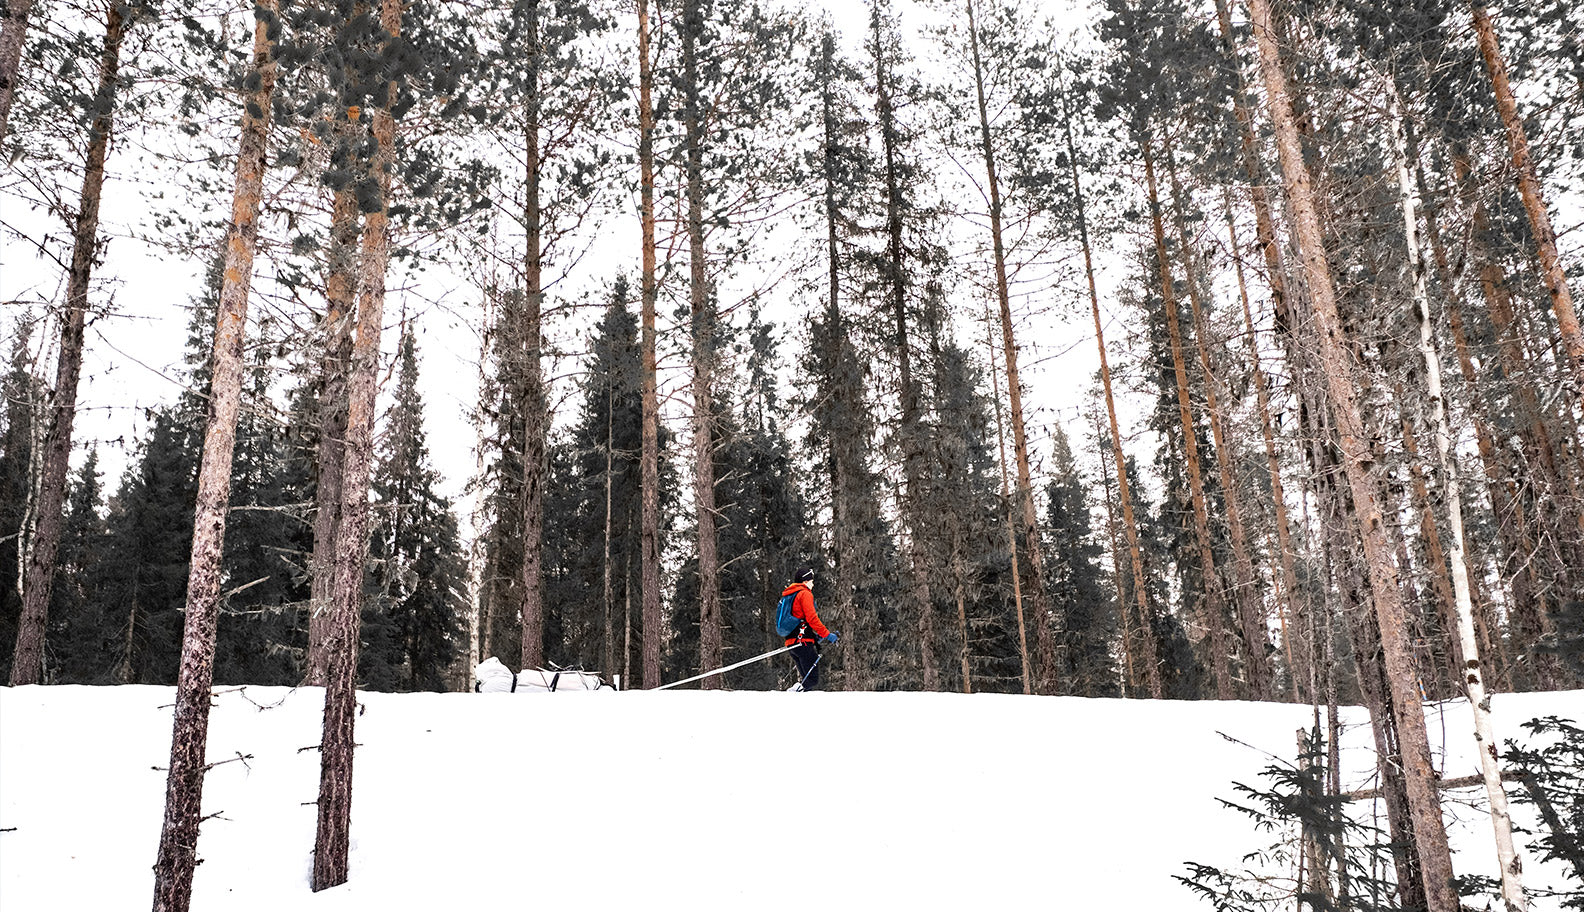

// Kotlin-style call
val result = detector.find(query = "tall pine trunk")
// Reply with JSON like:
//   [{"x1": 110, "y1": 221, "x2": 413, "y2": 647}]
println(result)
[
  {"x1": 965, "y1": 0, "x2": 1055, "y2": 693},
  {"x1": 680, "y1": 0, "x2": 722, "y2": 685},
  {"x1": 151, "y1": 5, "x2": 278, "y2": 907},
  {"x1": 1222, "y1": 189, "x2": 1302, "y2": 701},
  {"x1": 1469, "y1": 1, "x2": 1584, "y2": 389},
  {"x1": 11, "y1": 1, "x2": 125, "y2": 686},
  {"x1": 1387, "y1": 85, "x2": 1530, "y2": 910},
  {"x1": 1062, "y1": 86, "x2": 1160, "y2": 699},
  {"x1": 872, "y1": 6, "x2": 935, "y2": 690},
  {"x1": 519, "y1": 0, "x2": 546, "y2": 670},
  {"x1": 313, "y1": 0, "x2": 400, "y2": 888},
  {"x1": 985, "y1": 304, "x2": 1032, "y2": 695},
  {"x1": 1248, "y1": 0, "x2": 1458, "y2": 905},
  {"x1": 1163, "y1": 145, "x2": 1272, "y2": 701},
  {"x1": 1140, "y1": 136, "x2": 1232, "y2": 700},
  {"x1": 0, "y1": 0, "x2": 34, "y2": 140},
  {"x1": 636, "y1": 0, "x2": 662, "y2": 689},
  {"x1": 305, "y1": 159, "x2": 359, "y2": 687},
  {"x1": 818, "y1": 34, "x2": 865, "y2": 691}
]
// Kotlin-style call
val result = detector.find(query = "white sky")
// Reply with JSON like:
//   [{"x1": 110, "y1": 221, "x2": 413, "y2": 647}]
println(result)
[{"x1": 1, "y1": 0, "x2": 1139, "y2": 530}]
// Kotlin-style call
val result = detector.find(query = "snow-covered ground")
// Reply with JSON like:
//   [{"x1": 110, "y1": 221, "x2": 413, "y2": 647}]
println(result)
[{"x1": 2, "y1": 684, "x2": 1580, "y2": 910}]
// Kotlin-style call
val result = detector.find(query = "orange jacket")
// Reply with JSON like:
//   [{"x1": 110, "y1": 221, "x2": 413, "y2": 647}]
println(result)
[{"x1": 782, "y1": 581, "x2": 829, "y2": 645}]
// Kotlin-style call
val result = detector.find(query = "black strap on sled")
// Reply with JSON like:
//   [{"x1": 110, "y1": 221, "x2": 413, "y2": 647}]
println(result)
[{"x1": 509, "y1": 671, "x2": 519, "y2": 693}]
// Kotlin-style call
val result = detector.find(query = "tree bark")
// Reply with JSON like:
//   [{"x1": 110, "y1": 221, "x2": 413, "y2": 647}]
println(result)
[
  {"x1": 985, "y1": 303, "x2": 1032, "y2": 695},
  {"x1": 313, "y1": 0, "x2": 400, "y2": 889},
  {"x1": 1062, "y1": 87, "x2": 1160, "y2": 699},
  {"x1": 1141, "y1": 137, "x2": 1232, "y2": 700},
  {"x1": 1469, "y1": 1, "x2": 1584, "y2": 390},
  {"x1": 680, "y1": 0, "x2": 722, "y2": 686},
  {"x1": 519, "y1": 0, "x2": 546, "y2": 670},
  {"x1": 0, "y1": 0, "x2": 35, "y2": 141},
  {"x1": 636, "y1": 0, "x2": 662, "y2": 690},
  {"x1": 305, "y1": 162, "x2": 359, "y2": 688},
  {"x1": 965, "y1": 0, "x2": 1055, "y2": 695},
  {"x1": 872, "y1": 7, "x2": 935, "y2": 690},
  {"x1": 11, "y1": 1, "x2": 125, "y2": 687},
  {"x1": 1388, "y1": 86, "x2": 1530, "y2": 909},
  {"x1": 1222, "y1": 189, "x2": 1302, "y2": 702},
  {"x1": 1164, "y1": 145, "x2": 1272, "y2": 701},
  {"x1": 819, "y1": 34, "x2": 863, "y2": 692},
  {"x1": 1248, "y1": 1, "x2": 1458, "y2": 906},
  {"x1": 151, "y1": 5, "x2": 278, "y2": 907}
]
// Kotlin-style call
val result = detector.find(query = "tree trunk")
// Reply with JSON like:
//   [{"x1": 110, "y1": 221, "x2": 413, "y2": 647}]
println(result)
[
  {"x1": 1248, "y1": 1, "x2": 1458, "y2": 906},
  {"x1": 312, "y1": 0, "x2": 399, "y2": 889},
  {"x1": 965, "y1": 0, "x2": 1055, "y2": 695},
  {"x1": 636, "y1": 0, "x2": 662, "y2": 690},
  {"x1": 872, "y1": 8, "x2": 935, "y2": 690},
  {"x1": 1469, "y1": 1, "x2": 1584, "y2": 390},
  {"x1": 151, "y1": 6, "x2": 278, "y2": 907},
  {"x1": 680, "y1": 0, "x2": 722, "y2": 686},
  {"x1": 0, "y1": 0, "x2": 35, "y2": 141},
  {"x1": 1222, "y1": 189, "x2": 1302, "y2": 702},
  {"x1": 602, "y1": 381, "x2": 616, "y2": 677},
  {"x1": 819, "y1": 35, "x2": 864, "y2": 691},
  {"x1": 519, "y1": 0, "x2": 546, "y2": 670},
  {"x1": 1388, "y1": 87, "x2": 1530, "y2": 909},
  {"x1": 1164, "y1": 144, "x2": 1272, "y2": 701},
  {"x1": 11, "y1": 1, "x2": 125, "y2": 687},
  {"x1": 985, "y1": 304, "x2": 1032, "y2": 695},
  {"x1": 1140, "y1": 137, "x2": 1232, "y2": 700},
  {"x1": 1062, "y1": 90, "x2": 1160, "y2": 700},
  {"x1": 305, "y1": 163, "x2": 359, "y2": 688}
]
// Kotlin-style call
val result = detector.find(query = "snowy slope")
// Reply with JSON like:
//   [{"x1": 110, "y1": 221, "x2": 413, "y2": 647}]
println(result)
[{"x1": 1, "y1": 684, "x2": 1580, "y2": 911}]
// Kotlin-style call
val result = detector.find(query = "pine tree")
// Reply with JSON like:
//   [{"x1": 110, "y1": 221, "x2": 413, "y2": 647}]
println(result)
[{"x1": 12, "y1": 0, "x2": 131, "y2": 685}]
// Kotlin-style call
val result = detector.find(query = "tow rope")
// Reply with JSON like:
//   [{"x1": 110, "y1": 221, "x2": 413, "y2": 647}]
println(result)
[{"x1": 652, "y1": 645, "x2": 796, "y2": 691}]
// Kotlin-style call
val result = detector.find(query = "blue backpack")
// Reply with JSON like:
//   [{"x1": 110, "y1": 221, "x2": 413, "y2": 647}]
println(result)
[{"x1": 775, "y1": 592, "x2": 804, "y2": 638}]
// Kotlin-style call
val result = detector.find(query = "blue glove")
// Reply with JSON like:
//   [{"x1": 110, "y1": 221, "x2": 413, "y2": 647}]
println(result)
[{"x1": 822, "y1": 631, "x2": 839, "y2": 645}]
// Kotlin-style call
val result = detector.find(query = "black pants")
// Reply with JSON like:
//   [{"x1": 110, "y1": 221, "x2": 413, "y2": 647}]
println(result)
[{"x1": 790, "y1": 642, "x2": 820, "y2": 690}]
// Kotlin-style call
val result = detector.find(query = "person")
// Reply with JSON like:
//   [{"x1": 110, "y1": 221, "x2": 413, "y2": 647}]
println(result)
[{"x1": 782, "y1": 566, "x2": 837, "y2": 691}]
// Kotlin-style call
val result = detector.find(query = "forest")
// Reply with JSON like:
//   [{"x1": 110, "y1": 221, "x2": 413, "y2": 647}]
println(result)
[{"x1": 0, "y1": 0, "x2": 1580, "y2": 906}]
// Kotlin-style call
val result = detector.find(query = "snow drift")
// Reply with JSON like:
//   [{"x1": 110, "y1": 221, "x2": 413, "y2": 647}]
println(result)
[{"x1": 1, "y1": 685, "x2": 1579, "y2": 911}]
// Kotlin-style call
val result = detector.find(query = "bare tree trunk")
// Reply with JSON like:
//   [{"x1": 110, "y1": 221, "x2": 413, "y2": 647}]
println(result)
[
  {"x1": 519, "y1": 0, "x2": 546, "y2": 670},
  {"x1": 1222, "y1": 189, "x2": 1302, "y2": 702},
  {"x1": 680, "y1": 0, "x2": 721, "y2": 686},
  {"x1": 1095, "y1": 427, "x2": 1137, "y2": 697},
  {"x1": 0, "y1": 0, "x2": 35, "y2": 141},
  {"x1": 965, "y1": 0, "x2": 1055, "y2": 694},
  {"x1": 1141, "y1": 137, "x2": 1233, "y2": 700},
  {"x1": 1388, "y1": 86, "x2": 1530, "y2": 909},
  {"x1": 636, "y1": 0, "x2": 662, "y2": 690},
  {"x1": 305, "y1": 170, "x2": 359, "y2": 688},
  {"x1": 312, "y1": 0, "x2": 399, "y2": 889},
  {"x1": 602, "y1": 382, "x2": 616, "y2": 677},
  {"x1": 151, "y1": 6, "x2": 278, "y2": 907},
  {"x1": 985, "y1": 304, "x2": 1031, "y2": 695},
  {"x1": 11, "y1": 1, "x2": 125, "y2": 687},
  {"x1": 872, "y1": 8, "x2": 935, "y2": 690},
  {"x1": 1469, "y1": 1, "x2": 1584, "y2": 389},
  {"x1": 1164, "y1": 145, "x2": 1272, "y2": 701},
  {"x1": 1248, "y1": 1, "x2": 1458, "y2": 905},
  {"x1": 1062, "y1": 90, "x2": 1160, "y2": 699},
  {"x1": 819, "y1": 34, "x2": 864, "y2": 691}
]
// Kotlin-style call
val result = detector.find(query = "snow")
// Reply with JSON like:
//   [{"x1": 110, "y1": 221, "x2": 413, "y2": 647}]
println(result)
[{"x1": 2, "y1": 684, "x2": 1580, "y2": 910}]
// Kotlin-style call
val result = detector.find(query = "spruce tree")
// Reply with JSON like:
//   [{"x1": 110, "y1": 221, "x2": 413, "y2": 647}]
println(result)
[
  {"x1": 364, "y1": 325, "x2": 466, "y2": 692},
  {"x1": 1043, "y1": 425, "x2": 1118, "y2": 698}
]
